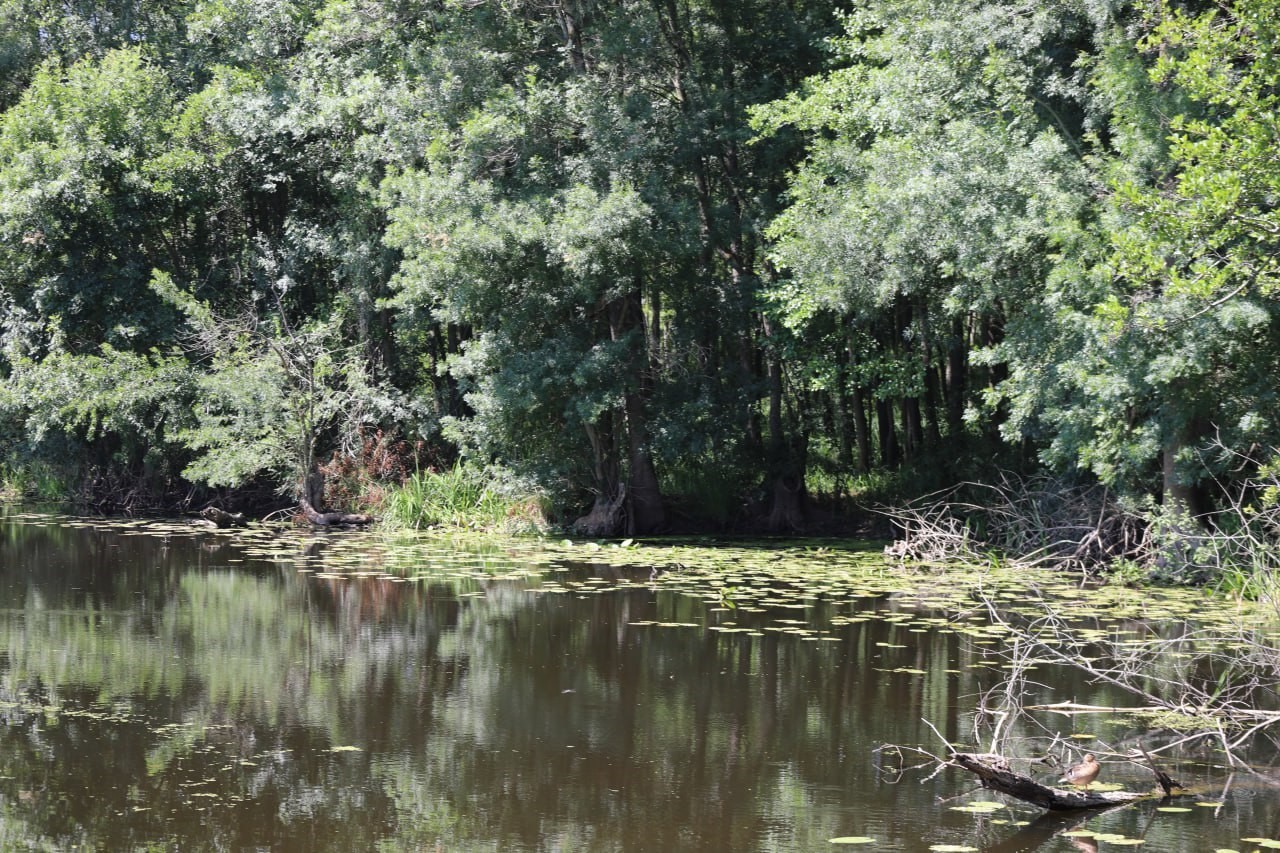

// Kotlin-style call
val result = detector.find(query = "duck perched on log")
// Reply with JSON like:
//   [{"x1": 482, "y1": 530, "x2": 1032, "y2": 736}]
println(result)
[
  {"x1": 949, "y1": 752, "x2": 1145, "y2": 811},
  {"x1": 1060, "y1": 754, "x2": 1101, "y2": 788}
]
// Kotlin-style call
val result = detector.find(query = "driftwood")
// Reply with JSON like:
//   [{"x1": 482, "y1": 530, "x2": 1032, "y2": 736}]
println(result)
[
  {"x1": 299, "y1": 498, "x2": 374, "y2": 527},
  {"x1": 197, "y1": 506, "x2": 246, "y2": 528},
  {"x1": 951, "y1": 752, "x2": 1180, "y2": 811}
]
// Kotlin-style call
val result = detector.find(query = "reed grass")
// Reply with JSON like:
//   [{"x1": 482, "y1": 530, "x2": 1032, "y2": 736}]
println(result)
[{"x1": 380, "y1": 463, "x2": 547, "y2": 532}]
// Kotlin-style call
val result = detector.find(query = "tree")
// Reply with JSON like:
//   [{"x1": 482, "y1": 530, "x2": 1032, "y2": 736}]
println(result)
[
  {"x1": 0, "y1": 341, "x2": 192, "y2": 505},
  {"x1": 0, "y1": 0, "x2": 194, "y2": 108},
  {"x1": 754, "y1": 0, "x2": 1101, "y2": 481},
  {"x1": 153, "y1": 271, "x2": 400, "y2": 508},
  {"x1": 0, "y1": 48, "x2": 191, "y2": 356},
  {"x1": 380, "y1": 0, "x2": 844, "y2": 533},
  {"x1": 987, "y1": 0, "x2": 1280, "y2": 518}
]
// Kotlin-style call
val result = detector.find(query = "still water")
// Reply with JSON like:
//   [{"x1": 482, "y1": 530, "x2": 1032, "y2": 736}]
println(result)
[{"x1": 0, "y1": 510, "x2": 1276, "y2": 851}]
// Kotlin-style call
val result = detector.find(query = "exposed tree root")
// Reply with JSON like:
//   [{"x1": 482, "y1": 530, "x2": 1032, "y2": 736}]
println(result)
[
  {"x1": 299, "y1": 498, "x2": 374, "y2": 527},
  {"x1": 572, "y1": 487, "x2": 627, "y2": 537}
]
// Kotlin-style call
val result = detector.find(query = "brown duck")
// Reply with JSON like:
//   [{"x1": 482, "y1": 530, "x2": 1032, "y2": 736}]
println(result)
[{"x1": 1059, "y1": 754, "x2": 1100, "y2": 787}]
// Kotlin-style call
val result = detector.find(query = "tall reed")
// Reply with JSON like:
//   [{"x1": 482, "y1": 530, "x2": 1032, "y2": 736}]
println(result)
[{"x1": 380, "y1": 463, "x2": 545, "y2": 532}]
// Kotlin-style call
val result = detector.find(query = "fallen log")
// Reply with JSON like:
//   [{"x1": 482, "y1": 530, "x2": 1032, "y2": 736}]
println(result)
[
  {"x1": 950, "y1": 752, "x2": 1157, "y2": 811},
  {"x1": 300, "y1": 498, "x2": 374, "y2": 527},
  {"x1": 197, "y1": 506, "x2": 246, "y2": 528}
]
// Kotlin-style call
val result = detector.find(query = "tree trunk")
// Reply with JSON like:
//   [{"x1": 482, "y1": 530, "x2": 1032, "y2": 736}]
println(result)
[
  {"x1": 762, "y1": 315, "x2": 784, "y2": 453},
  {"x1": 1157, "y1": 416, "x2": 1209, "y2": 571},
  {"x1": 305, "y1": 470, "x2": 325, "y2": 511},
  {"x1": 923, "y1": 362, "x2": 942, "y2": 451},
  {"x1": 625, "y1": 388, "x2": 665, "y2": 534},
  {"x1": 901, "y1": 396, "x2": 922, "y2": 462},
  {"x1": 300, "y1": 498, "x2": 374, "y2": 526},
  {"x1": 298, "y1": 470, "x2": 372, "y2": 525},
  {"x1": 1161, "y1": 419, "x2": 1207, "y2": 519},
  {"x1": 950, "y1": 753, "x2": 1149, "y2": 811},
  {"x1": 876, "y1": 397, "x2": 898, "y2": 468},
  {"x1": 846, "y1": 327, "x2": 871, "y2": 474},
  {"x1": 612, "y1": 286, "x2": 666, "y2": 535},
  {"x1": 554, "y1": 1, "x2": 589, "y2": 73},
  {"x1": 918, "y1": 301, "x2": 942, "y2": 450},
  {"x1": 741, "y1": 333, "x2": 763, "y2": 451},
  {"x1": 945, "y1": 316, "x2": 967, "y2": 436},
  {"x1": 759, "y1": 312, "x2": 807, "y2": 531},
  {"x1": 766, "y1": 430, "x2": 808, "y2": 532},
  {"x1": 575, "y1": 413, "x2": 626, "y2": 537},
  {"x1": 831, "y1": 362, "x2": 854, "y2": 472},
  {"x1": 852, "y1": 384, "x2": 871, "y2": 474}
]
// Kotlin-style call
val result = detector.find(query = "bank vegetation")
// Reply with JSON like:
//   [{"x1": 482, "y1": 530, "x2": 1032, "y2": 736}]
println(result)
[{"x1": 1, "y1": 0, "x2": 1279, "y2": 587}]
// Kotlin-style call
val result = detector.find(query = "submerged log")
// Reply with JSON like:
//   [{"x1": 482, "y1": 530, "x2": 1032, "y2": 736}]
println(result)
[
  {"x1": 951, "y1": 752, "x2": 1150, "y2": 811},
  {"x1": 299, "y1": 498, "x2": 374, "y2": 527}
]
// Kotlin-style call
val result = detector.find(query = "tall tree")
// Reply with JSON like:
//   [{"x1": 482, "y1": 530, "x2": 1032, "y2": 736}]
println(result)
[
  {"x1": 381, "y1": 0, "x2": 843, "y2": 532},
  {"x1": 985, "y1": 0, "x2": 1280, "y2": 520},
  {"x1": 0, "y1": 49, "x2": 187, "y2": 355},
  {"x1": 754, "y1": 0, "x2": 1100, "y2": 482}
]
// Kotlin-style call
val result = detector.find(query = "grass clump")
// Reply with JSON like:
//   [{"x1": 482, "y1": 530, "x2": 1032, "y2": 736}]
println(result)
[
  {"x1": 0, "y1": 458, "x2": 70, "y2": 503},
  {"x1": 379, "y1": 463, "x2": 548, "y2": 533}
]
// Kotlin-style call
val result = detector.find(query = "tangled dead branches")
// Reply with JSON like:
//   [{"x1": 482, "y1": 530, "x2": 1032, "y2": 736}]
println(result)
[
  {"x1": 881, "y1": 473, "x2": 1144, "y2": 572},
  {"x1": 971, "y1": 594, "x2": 1280, "y2": 768}
]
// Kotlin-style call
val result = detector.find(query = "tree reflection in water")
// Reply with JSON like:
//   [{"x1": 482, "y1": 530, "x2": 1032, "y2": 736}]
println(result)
[{"x1": 0, "y1": 512, "x2": 1272, "y2": 851}]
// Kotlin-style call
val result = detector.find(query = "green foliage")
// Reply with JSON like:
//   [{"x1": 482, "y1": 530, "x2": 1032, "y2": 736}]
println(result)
[
  {"x1": 0, "y1": 457, "x2": 68, "y2": 502},
  {"x1": 154, "y1": 271, "x2": 402, "y2": 498},
  {"x1": 985, "y1": 0, "x2": 1280, "y2": 497},
  {"x1": 186, "y1": 0, "x2": 321, "y2": 68},
  {"x1": 380, "y1": 462, "x2": 547, "y2": 533},
  {"x1": 0, "y1": 339, "x2": 193, "y2": 501},
  {"x1": 1128, "y1": 0, "x2": 1280, "y2": 297},
  {"x1": 0, "y1": 344, "x2": 189, "y2": 445},
  {"x1": 0, "y1": 1, "x2": 194, "y2": 107},
  {"x1": 756, "y1": 0, "x2": 1097, "y2": 320},
  {"x1": 0, "y1": 48, "x2": 186, "y2": 353},
  {"x1": 0, "y1": 0, "x2": 1278, "y2": 552}
]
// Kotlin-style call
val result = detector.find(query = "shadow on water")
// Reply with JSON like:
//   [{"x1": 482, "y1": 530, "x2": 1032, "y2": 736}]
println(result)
[{"x1": 0, "y1": 508, "x2": 1276, "y2": 850}]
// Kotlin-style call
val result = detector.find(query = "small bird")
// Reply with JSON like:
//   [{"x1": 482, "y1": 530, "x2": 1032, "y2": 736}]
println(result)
[{"x1": 1059, "y1": 753, "x2": 1100, "y2": 787}]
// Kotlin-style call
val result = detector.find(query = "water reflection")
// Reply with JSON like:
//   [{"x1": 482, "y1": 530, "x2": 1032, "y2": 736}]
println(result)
[{"x1": 0, "y1": 511, "x2": 1275, "y2": 850}]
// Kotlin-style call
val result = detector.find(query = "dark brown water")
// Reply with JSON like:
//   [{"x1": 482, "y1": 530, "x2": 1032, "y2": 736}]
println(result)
[{"x1": 0, "y1": 510, "x2": 1276, "y2": 851}]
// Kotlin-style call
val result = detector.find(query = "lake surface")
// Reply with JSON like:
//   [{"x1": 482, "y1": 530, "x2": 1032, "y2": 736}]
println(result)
[{"x1": 0, "y1": 509, "x2": 1277, "y2": 851}]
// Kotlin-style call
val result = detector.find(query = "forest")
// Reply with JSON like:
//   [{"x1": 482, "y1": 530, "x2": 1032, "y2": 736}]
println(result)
[{"x1": 1, "y1": 0, "x2": 1278, "y2": 575}]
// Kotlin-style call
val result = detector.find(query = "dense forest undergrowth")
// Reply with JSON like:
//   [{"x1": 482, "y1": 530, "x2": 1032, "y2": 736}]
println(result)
[{"x1": 2, "y1": 0, "x2": 1280, "y2": 588}]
